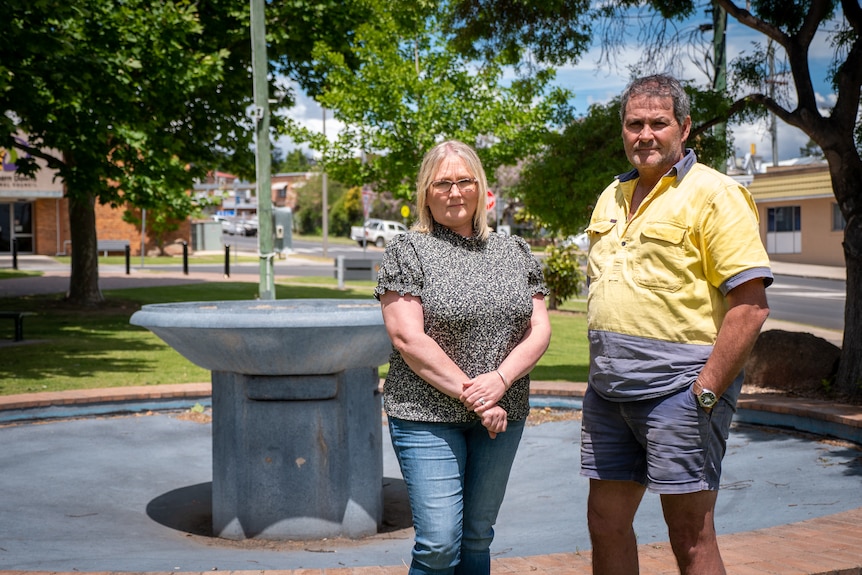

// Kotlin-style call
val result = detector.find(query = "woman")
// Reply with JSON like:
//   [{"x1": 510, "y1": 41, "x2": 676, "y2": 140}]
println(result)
[{"x1": 374, "y1": 140, "x2": 552, "y2": 575}]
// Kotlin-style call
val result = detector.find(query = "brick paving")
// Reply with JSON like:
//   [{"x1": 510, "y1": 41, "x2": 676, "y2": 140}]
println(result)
[{"x1": 1, "y1": 382, "x2": 860, "y2": 575}]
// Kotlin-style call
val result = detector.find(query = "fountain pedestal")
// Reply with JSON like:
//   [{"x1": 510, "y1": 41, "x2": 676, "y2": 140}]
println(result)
[{"x1": 130, "y1": 299, "x2": 391, "y2": 540}]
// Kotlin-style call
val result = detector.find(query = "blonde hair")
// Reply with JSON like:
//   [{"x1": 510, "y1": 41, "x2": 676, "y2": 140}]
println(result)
[{"x1": 413, "y1": 140, "x2": 490, "y2": 240}]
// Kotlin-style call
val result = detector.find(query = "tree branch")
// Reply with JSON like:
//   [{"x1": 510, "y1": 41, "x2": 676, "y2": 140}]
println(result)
[
  {"x1": 719, "y1": 0, "x2": 828, "y2": 114},
  {"x1": 715, "y1": 0, "x2": 789, "y2": 48},
  {"x1": 831, "y1": 32, "x2": 862, "y2": 131},
  {"x1": 844, "y1": 0, "x2": 862, "y2": 34},
  {"x1": 797, "y1": 0, "x2": 834, "y2": 49},
  {"x1": 10, "y1": 140, "x2": 66, "y2": 172},
  {"x1": 689, "y1": 96, "x2": 779, "y2": 140}
]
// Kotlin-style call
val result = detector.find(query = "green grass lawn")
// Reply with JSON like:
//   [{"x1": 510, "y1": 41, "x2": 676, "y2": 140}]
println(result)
[{"x1": 0, "y1": 275, "x2": 588, "y2": 396}]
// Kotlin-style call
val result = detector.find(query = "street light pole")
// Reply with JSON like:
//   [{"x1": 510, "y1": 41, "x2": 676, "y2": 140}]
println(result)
[{"x1": 251, "y1": 0, "x2": 275, "y2": 300}]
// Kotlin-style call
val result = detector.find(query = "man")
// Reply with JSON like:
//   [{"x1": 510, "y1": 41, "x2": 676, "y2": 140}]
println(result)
[{"x1": 580, "y1": 74, "x2": 772, "y2": 575}]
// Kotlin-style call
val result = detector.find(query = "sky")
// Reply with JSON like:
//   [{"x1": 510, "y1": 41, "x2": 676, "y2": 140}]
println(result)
[{"x1": 276, "y1": 5, "x2": 844, "y2": 166}]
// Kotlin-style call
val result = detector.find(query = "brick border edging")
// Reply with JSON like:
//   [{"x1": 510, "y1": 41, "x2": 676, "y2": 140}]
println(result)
[{"x1": 2, "y1": 381, "x2": 861, "y2": 443}]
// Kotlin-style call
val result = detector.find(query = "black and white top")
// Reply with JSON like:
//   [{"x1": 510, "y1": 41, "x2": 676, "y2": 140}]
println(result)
[{"x1": 374, "y1": 224, "x2": 549, "y2": 423}]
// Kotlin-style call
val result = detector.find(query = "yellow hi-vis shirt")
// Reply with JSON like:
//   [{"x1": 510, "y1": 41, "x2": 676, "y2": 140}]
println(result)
[{"x1": 586, "y1": 151, "x2": 772, "y2": 401}]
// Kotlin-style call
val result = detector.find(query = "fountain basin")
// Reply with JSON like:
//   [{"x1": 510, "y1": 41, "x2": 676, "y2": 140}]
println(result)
[{"x1": 130, "y1": 299, "x2": 392, "y2": 540}]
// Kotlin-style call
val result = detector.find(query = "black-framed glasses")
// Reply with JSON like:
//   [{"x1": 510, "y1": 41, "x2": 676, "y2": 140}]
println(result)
[{"x1": 430, "y1": 178, "x2": 477, "y2": 193}]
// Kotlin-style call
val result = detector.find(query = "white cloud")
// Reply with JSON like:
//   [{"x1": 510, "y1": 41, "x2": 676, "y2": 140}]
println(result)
[{"x1": 275, "y1": 80, "x2": 347, "y2": 158}]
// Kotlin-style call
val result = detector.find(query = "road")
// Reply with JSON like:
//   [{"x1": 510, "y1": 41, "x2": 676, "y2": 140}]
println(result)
[{"x1": 767, "y1": 274, "x2": 845, "y2": 331}]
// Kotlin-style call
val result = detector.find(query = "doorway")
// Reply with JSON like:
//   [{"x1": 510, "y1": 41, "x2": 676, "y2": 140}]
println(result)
[{"x1": 0, "y1": 201, "x2": 34, "y2": 253}]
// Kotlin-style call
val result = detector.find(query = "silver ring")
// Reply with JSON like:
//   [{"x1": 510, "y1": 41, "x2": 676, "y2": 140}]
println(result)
[{"x1": 479, "y1": 398, "x2": 486, "y2": 405}]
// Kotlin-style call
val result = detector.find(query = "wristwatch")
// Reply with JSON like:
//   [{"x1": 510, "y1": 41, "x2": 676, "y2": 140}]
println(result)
[{"x1": 693, "y1": 381, "x2": 718, "y2": 409}]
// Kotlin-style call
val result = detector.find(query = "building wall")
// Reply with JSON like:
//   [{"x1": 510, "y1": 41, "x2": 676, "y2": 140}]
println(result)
[
  {"x1": 30, "y1": 196, "x2": 190, "y2": 257},
  {"x1": 755, "y1": 197, "x2": 845, "y2": 266},
  {"x1": 747, "y1": 163, "x2": 845, "y2": 267},
  {"x1": 34, "y1": 198, "x2": 72, "y2": 256},
  {"x1": 271, "y1": 172, "x2": 311, "y2": 209},
  {"x1": 94, "y1": 201, "x2": 191, "y2": 256}
]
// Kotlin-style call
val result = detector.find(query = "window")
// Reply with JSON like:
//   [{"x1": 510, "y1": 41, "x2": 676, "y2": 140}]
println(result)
[
  {"x1": 767, "y1": 206, "x2": 801, "y2": 233},
  {"x1": 832, "y1": 203, "x2": 846, "y2": 231},
  {"x1": 766, "y1": 206, "x2": 801, "y2": 254}
]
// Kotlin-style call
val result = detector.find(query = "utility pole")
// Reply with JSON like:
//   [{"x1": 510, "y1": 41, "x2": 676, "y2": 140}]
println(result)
[
  {"x1": 251, "y1": 0, "x2": 275, "y2": 299},
  {"x1": 712, "y1": 1, "x2": 728, "y2": 173},
  {"x1": 768, "y1": 40, "x2": 779, "y2": 166},
  {"x1": 322, "y1": 107, "x2": 329, "y2": 258}
]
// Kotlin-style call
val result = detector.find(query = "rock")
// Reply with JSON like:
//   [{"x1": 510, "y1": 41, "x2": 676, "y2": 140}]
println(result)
[{"x1": 744, "y1": 329, "x2": 841, "y2": 391}]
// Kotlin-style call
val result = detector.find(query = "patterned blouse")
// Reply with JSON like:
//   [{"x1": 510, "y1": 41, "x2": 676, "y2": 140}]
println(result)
[{"x1": 374, "y1": 223, "x2": 549, "y2": 423}]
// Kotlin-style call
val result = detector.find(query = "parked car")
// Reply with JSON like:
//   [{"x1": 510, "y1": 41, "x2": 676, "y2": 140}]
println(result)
[
  {"x1": 221, "y1": 217, "x2": 258, "y2": 236},
  {"x1": 239, "y1": 217, "x2": 258, "y2": 237},
  {"x1": 349, "y1": 219, "x2": 408, "y2": 247},
  {"x1": 221, "y1": 218, "x2": 240, "y2": 235}
]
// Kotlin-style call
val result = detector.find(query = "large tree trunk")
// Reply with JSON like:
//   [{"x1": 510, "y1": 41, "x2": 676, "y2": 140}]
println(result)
[
  {"x1": 830, "y1": 152, "x2": 862, "y2": 400},
  {"x1": 66, "y1": 191, "x2": 103, "y2": 307},
  {"x1": 838, "y1": 247, "x2": 862, "y2": 399}
]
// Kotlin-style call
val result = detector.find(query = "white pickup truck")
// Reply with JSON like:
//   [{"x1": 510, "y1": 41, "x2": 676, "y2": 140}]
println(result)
[{"x1": 350, "y1": 219, "x2": 408, "y2": 247}]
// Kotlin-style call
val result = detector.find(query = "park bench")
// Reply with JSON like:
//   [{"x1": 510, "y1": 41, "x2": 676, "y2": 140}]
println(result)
[
  {"x1": 0, "y1": 311, "x2": 35, "y2": 341},
  {"x1": 97, "y1": 239, "x2": 130, "y2": 256}
]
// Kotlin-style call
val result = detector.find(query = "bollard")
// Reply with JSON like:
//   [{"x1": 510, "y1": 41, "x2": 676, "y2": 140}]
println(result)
[
  {"x1": 224, "y1": 244, "x2": 230, "y2": 278},
  {"x1": 124, "y1": 245, "x2": 131, "y2": 275},
  {"x1": 11, "y1": 238, "x2": 18, "y2": 270},
  {"x1": 182, "y1": 242, "x2": 189, "y2": 275}
]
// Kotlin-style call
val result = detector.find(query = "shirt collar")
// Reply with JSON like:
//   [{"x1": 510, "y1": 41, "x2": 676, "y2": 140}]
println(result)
[{"x1": 617, "y1": 148, "x2": 698, "y2": 183}]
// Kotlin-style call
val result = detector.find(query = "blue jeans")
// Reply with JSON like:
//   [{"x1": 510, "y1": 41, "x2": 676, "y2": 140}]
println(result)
[{"x1": 388, "y1": 417, "x2": 526, "y2": 575}]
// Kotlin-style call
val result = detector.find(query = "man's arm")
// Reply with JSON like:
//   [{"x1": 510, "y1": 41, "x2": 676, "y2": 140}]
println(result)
[{"x1": 695, "y1": 278, "x2": 770, "y2": 400}]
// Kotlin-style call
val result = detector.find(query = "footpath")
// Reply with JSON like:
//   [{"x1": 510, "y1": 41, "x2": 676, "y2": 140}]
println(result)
[{"x1": 0, "y1": 256, "x2": 860, "y2": 575}]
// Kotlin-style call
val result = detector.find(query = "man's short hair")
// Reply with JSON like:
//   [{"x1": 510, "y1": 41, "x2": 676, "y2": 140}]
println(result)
[{"x1": 620, "y1": 74, "x2": 691, "y2": 126}]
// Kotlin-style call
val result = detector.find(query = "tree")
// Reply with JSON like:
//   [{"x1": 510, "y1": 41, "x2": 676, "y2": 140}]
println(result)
[
  {"x1": 542, "y1": 243, "x2": 587, "y2": 310},
  {"x1": 292, "y1": 173, "x2": 349, "y2": 235},
  {"x1": 518, "y1": 87, "x2": 732, "y2": 236},
  {"x1": 517, "y1": 100, "x2": 629, "y2": 236},
  {"x1": 0, "y1": 0, "x2": 371, "y2": 307},
  {"x1": 799, "y1": 138, "x2": 825, "y2": 159},
  {"x1": 283, "y1": 0, "x2": 573, "y2": 202},
  {"x1": 451, "y1": 0, "x2": 862, "y2": 399},
  {"x1": 0, "y1": 1, "x2": 257, "y2": 305},
  {"x1": 274, "y1": 149, "x2": 315, "y2": 173}
]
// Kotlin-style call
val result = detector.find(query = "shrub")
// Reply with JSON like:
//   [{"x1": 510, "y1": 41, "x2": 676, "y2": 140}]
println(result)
[{"x1": 542, "y1": 242, "x2": 586, "y2": 310}]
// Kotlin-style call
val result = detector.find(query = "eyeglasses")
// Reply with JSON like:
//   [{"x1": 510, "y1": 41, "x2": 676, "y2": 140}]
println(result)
[{"x1": 430, "y1": 178, "x2": 477, "y2": 193}]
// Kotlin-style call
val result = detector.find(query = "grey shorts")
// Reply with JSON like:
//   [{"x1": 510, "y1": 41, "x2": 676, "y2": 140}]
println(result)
[{"x1": 580, "y1": 383, "x2": 737, "y2": 494}]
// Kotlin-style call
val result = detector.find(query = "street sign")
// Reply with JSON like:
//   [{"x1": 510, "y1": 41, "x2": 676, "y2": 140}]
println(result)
[{"x1": 486, "y1": 189, "x2": 496, "y2": 211}]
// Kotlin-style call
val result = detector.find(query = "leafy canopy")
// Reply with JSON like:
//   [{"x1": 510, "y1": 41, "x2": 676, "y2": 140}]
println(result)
[{"x1": 282, "y1": 0, "x2": 574, "y2": 202}]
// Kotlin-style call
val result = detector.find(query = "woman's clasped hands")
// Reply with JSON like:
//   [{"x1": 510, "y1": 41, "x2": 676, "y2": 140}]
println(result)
[{"x1": 461, "y1": 371, "x2": 509, "y2": 438}]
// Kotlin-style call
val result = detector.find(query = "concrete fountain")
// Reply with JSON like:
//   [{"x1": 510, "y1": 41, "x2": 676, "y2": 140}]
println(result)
[{"x1": 130, "y1": 299, "x2": 392, "y2": 541}]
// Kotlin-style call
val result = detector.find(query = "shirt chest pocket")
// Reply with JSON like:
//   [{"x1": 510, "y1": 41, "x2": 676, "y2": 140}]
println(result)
[
  {"x1": 585, "y1": 220, "x2": 617, "y2": 280},
  {"x1": 633, "y1": 222, "x2": 688, "y2": 292}
]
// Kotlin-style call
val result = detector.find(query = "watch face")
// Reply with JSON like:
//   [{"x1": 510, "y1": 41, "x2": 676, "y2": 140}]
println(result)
[{"x1": 698, "y1": 390, "x2": 717, "y2": 408}]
